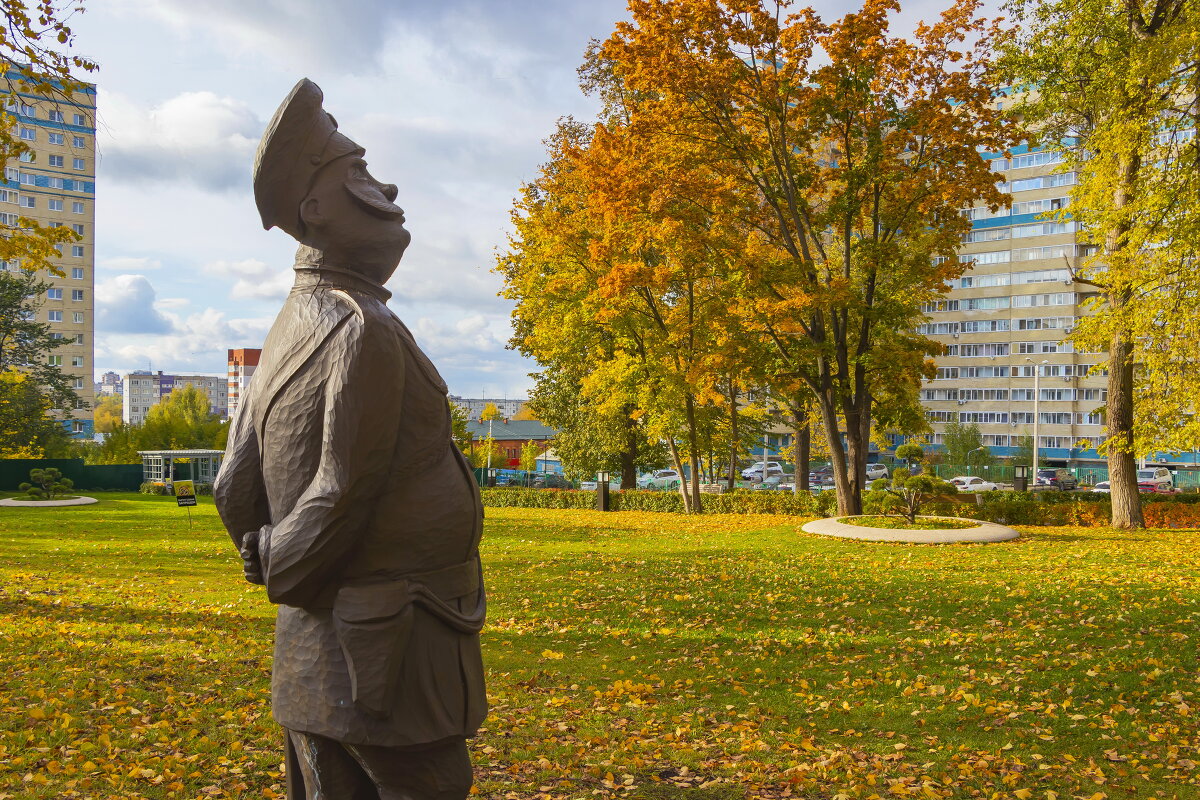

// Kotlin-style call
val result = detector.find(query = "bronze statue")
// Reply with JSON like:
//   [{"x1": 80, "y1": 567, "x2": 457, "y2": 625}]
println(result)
[{"x1": 214, "y1": 78, "x2": 486, "y2": 800}]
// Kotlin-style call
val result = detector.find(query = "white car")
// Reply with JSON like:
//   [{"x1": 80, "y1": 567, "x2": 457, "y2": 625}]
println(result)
[
  {"x1": 1091, "y1": 481, "x2": 1111, "y2": 493},
  {"x1": 1136, "y1": 467, "x2": 1173, "y2": 490},
  {"x1": 741, "y1": 461, "x2": 783, "y2": 480},
  {"x1": 637, "y1": 469, "x2": 681, "y2": 490},
  {"x1": 865, "y1": 463, "x2": 889, "y2": 481},
  {"x1": 949, "y1": 475, "x2": 998, "y2": 492}
]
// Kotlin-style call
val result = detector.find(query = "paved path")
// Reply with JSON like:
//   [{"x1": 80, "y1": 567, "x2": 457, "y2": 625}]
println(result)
[
  {"x1": 0, "y1": 496, "x2": 98, "y2": 507},
  {"x1": 802, "y1": 516, "x2": 1019, "y2": 544}
]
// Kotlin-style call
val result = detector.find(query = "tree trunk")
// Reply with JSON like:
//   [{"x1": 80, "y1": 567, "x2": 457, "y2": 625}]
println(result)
[
  {"x1": 794, "y1": 399, "x2": 810, "y2": 493},
  {"x1": 1106, "y1": 321, "x2": 1144, "y2": 528},
  {"x1": 727, "y1": 377, "x2": 740, "y2": 489},
  {"x1": 666, "y1": 437, "x2": 692, "y2": 514},
  {"x1": 817, "y1": 390, "x2": 857, "y2": 516},
  {"x1": 685, "y1": 394, "x2": 703, "y2": 514}
]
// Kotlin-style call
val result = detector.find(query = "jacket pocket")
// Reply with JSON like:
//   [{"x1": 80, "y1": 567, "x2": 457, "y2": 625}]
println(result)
[{"x1": 332, "y1": 583, "x2": 414, "y2": 719}]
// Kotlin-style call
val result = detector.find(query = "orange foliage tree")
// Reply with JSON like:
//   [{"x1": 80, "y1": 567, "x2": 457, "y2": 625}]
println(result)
[{"x1": 598, "y1": 0, "x2": 1020, "y2": 514}]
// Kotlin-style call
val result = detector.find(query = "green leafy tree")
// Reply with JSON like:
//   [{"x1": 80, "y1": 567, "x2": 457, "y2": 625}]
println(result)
[
  {"x1": 0, "y1": 270, "x2": 78, "y2": 410},
  {"x1": 449, "y1": 400, "x2": 470, "y2": 452},
  {"x1": 1012, "y1": 432, "x2": 1048, "y2": 471},
  {"x1": 519, "y1": 440, "x2": 542, "y2": 472},
  {"x1": 137, "y1": 384, "x2": 228, "y2": 451},
  {"x1": 997, "y1": 0, "x2": 1199, "y2": 528},
  {"x1": 0, "y1": 368, "x2": 67, "y2": 456},
  {"x1": 942, "y1": 421, "x2": 995, "y2": 473}
]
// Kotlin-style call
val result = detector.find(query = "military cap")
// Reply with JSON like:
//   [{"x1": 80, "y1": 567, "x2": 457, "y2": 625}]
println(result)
[{"x1": 253, "y1": 78, "x2": 363, "y2": 239}]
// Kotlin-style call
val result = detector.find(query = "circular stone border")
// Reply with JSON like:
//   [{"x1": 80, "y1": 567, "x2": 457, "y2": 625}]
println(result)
[
  {"x1": 802, "y1": 515, "x2": 1018, "y2": 544},
  {"x1": 0, "y1": 496, "x2": 98, "y2": 507}
]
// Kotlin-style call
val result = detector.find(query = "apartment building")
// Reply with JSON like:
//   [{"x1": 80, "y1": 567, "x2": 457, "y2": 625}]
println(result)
[
  {"x1": 449, "y1": 395, "x2": 527, "y2": 420},
  {"x1": 919, "y1": 144, "x2": 1109, "y2": 466},
  {"x1": 226, "y1": 348, "x2": 260, "y2": 420},
  {"x1": 122, "y1": 370, "x2": 229, "y2": 425},
  {"x1": 1, "y1": 69, "x2": 97, "y2": 437}
]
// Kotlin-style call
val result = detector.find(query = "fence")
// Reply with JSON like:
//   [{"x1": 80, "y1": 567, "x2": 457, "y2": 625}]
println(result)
[{"x1": 0, "y1": 459, "x2": 143, "y2": 491}]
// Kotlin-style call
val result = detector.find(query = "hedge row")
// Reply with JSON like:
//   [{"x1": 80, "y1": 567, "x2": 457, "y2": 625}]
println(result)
[
  {"x1": 480, "y1": 488, "x2": 838, "y2": 516},
  {"x1": 481, "y1": 487, "x2": 1200, "y2": 527},
  {"x1": 140, "y1": 482, "x2": 213, "y2": 496}
]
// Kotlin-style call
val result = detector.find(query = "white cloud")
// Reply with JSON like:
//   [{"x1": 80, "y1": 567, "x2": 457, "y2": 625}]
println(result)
[
  {"x1": 98, "y1": 90, "x2": 262, "y2": 190},
  {"x1": 202, "y1": 258, "x2": 294, "y2": 301},
  {"x1": 95, "y1": 274, "x2": 173, "y2": 334}
]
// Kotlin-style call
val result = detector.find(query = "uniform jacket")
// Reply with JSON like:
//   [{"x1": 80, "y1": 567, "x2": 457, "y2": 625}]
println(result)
[{"x1": 214, "y1": 264, "x2": 487, "y2": 747}]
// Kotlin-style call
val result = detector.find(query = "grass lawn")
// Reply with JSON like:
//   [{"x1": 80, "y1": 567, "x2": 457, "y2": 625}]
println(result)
[{"x1": 0, "y1": 494, "x2": 1198, "y2": 799}]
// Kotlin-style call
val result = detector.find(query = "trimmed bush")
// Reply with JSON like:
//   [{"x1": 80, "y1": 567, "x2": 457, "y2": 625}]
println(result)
[{"x1": 480, "y1": 487, "x2": 832, "y2": 516}]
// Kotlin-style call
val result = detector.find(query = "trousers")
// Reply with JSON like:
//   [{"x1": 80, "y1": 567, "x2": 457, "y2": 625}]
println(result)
[{"x1": 285, "y1": 729, "x2": 473, "y2": 800}]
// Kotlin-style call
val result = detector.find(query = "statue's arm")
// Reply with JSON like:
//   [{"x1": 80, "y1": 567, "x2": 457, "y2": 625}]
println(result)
[
  {"x1": 214, "y1": 402, "x2": 270, "y2": 551},
  {"x1": 255, "y1": 315, "x2": 404, "y2": 607}
]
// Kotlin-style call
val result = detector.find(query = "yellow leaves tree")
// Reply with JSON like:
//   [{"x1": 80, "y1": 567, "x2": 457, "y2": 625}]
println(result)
[
  {"x1": 93, "y1": 394, "x2": 123, "y2": 433},
  {"x1": 998, "y1": 0, "x2": 1200, "y2": 529},
  {"x1": 598, "y1": 0, "x2": 1019, "y2": 514}
]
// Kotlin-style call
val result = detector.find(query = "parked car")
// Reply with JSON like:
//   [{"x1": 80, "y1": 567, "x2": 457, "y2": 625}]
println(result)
[
  {"x1": 864, "y1": 462, "x2": 889, "y2": 481},
  {"x1": 1091, "y1": 481, "x2": 1111, "y2": 493},
  {"x1": 637, "y1": 469, "x2": 681, "y2": 490},
  {"x1": 949, "y1": 475, "x2": 998, "y2": 492},
  {"x1": 580, "y1": 478, "x2": 622, "y2": 491},
  {"x1": 741, "y1": 461, "x2": 784, "y2": 480},
  {"x1": 752, "y1": 474, "x2": 794, "y2": 491},
  {"x1": 533, "y1": 473, "x2": 572, "y2": 489},
  {"x1": 809, "y1": 466, "x2": 833, "y2": 484},
  {"x1": 1036, "y1": 468, "x2": 1078, "y2": 490},
  {"x1": 1136, "y1": 467, "x2": 1173, "y2": 491}
]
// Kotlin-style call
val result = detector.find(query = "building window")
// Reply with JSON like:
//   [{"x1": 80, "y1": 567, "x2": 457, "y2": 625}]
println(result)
[
  {"x1": 20, "y1": 195, "x2": 35, "y2": 208},
  {"x1": 72, "y1": 377, "x2": 84, "y2": 388},
  {"x1": 48, "y1": 355, "x2": 62, "y2": 366},
  {"x1": 48, "y1": 310, "x2": 62, "y2": 322},
  {"x1": 72, "y1": 312, "x2": 83, "y2": 323},
  {"x1": 47, "y1": 288, "x2": 62, "y2": 299},
  {"x1": 71, "y1": 289, "x2": 83, "y2": 301},
  {"x1": 19, "y1": 127, "x2": 35, "y2": 141},
  {"x1": 71, "y1": 267, "x2": 84, "y2": 279},
  {"x1": 48, "y1": 155, "x2": 64, "y2": 168},
  {"x1": 72, "y1": 135, "x2": 85, "y2": 148},
  {"x1": 75, "y1": 334, "x2": 84, "y2": 344},
  {"x1": 48, "y1": 198, "x2": 63, "y2": 211},
  {"x1": 71, "y1": 420, "x2": 84, "y2": 433},
  {"x1": 71, "y1": 356, "x2": 84, "y2": 367},
  {"x1": 71, "y1": 245, "x2": 84, "y2": 257},
  {"x1": 48, "y1": 132, "x2": 65, "y2": 145},
  {"x1": 72, "y1": 158, "x2": 85, "y2": 170},
  {"x1": 71, "y1": 224, "x2": 84, "y2": 235},
  {"x1": 47, "y1": 110, "x2": 64, "y2": 122},
  {"x1": 72, "y1": 201, "x2": 84, "y2": 214},
  {"x1": 72, "y1": 113, "x2": 86, "y2": 126}
]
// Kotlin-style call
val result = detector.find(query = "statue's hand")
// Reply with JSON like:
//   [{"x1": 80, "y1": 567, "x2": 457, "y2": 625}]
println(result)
[{"x1": 240, "y1": 530, "x2": 265, "y2": 585}]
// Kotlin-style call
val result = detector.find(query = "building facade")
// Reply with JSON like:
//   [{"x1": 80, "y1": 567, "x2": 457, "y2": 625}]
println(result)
[
  {"x1": 1, "y1": 69, "x2": 97, "y2": 437},
  {"x1": 226, "y1": 348, "x2": 260, "y2": 420},
  {"x1": 449, "y1": 395, "x2": 527, "y2": 420},
  {"x1": 122, "y1": 371, "x2": 229, "y2": 425},
  {"x1": 919, "y1": 144, "x2": 1109, "y2": 467},
  {"x1": 95, "y1": 370, "x2": 121, "y2": 397}
]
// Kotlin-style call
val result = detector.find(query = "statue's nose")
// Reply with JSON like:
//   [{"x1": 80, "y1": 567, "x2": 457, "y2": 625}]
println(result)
[{"x1": 381, "y1": 183, "x2": 398, "y2": 203}]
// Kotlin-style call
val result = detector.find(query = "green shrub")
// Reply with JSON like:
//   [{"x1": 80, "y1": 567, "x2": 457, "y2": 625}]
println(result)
[
  {"x1": 480, "y1": 487, "x2": 826, "y2": 516},
  {"x1": 19, "y1": 468, "x2": 73, "y2": 500}
]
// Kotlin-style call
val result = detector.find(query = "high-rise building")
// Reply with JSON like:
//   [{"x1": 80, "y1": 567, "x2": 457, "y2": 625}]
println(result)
[
  {"x1": 122, "y1": 371, "x2": 228, "y2": 425},
  {"x1": 0, "y1": 68, "x2": 97, "y2": 438},
  {"x1": 227, "y1": 348, "x2": 260, "y2": 420},
  {"x1": 919, "y1": 144, "x2": 1109, "y2": 467},
  {"x1": 95, "y1": 370, "x2": 121, "y2": 397},
  {"x1": 448, "y1": 396, "x2": 527, "y2": 420}
]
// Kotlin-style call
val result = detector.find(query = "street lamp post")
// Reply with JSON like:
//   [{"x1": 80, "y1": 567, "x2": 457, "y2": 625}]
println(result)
[
  {"x1": 1026, "y1": 358, "x2": 1048, "y2": 483},
  {"x1": 967, "y1": 446, "x2": 986, "y2": 477}
]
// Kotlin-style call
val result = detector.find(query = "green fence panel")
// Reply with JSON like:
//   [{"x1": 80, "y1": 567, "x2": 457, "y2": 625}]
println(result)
[{"x1": 0, "y1": 459, "x2": 143, "y2": 491}]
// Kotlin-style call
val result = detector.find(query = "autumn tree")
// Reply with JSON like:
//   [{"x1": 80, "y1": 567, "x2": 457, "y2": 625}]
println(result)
[
  {"x1": 0, "y1": 368, "x2": 66, "y2": 456},
  {"x1": 480, "y1": 402, "x2": 503, "y2": 422},
  {"x1": 93, "y1": 394, "x2": 123, "y2": 433},
  {"x1": 998, "y1": 0, "x2": 1199, "y2": 528},
  {"x1": 599, "y1": 0, "x2": 1019, "y2": 515}
]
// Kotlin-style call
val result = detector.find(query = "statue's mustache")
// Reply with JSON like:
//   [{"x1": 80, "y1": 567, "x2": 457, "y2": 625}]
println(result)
[{"x1": 346, "y1": 182, "x2": 404, "y2": 221}]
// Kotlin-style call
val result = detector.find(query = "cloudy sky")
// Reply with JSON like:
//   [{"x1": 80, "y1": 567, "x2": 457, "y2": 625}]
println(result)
[{"x1": 75, "y1": 0, "x2": 968, "y2": 399}]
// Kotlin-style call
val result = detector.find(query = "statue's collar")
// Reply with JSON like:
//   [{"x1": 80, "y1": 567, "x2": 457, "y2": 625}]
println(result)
[{"x1": 292, "y1": 264, "x2": 392, "y2": 302}]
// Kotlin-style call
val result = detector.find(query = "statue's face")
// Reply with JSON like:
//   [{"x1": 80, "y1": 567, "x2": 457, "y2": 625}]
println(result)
[{"x1": 302, "y1": 152, "x2": 411, "y2": 280}]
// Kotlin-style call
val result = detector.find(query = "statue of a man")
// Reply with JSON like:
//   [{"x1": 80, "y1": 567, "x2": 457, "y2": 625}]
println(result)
[{"x1": 214, "y1": 78, "x2": 486, "y2": 800}]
